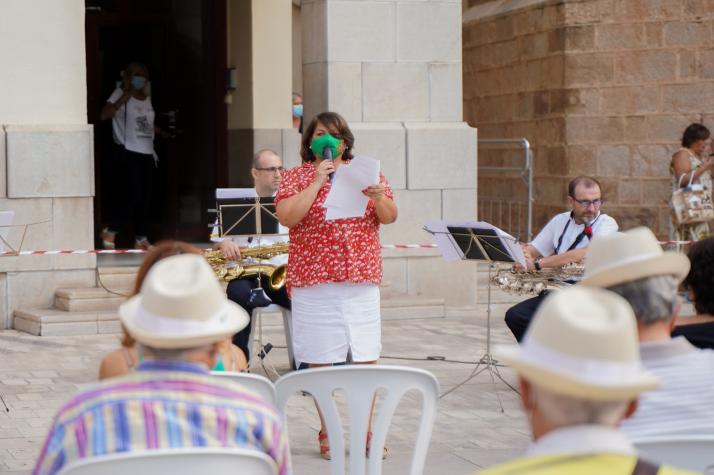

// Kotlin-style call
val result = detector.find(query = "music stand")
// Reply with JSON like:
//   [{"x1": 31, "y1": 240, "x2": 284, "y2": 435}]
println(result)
[
  {"x1": 216, "y1": 195, "x2": 286, "y2": 376},
  {"x1": 425, "y1": 221, "x2": 522, "y2": 409},
  {"x1": 217, "y1": 196, "x2": 280, "y2": 238}
]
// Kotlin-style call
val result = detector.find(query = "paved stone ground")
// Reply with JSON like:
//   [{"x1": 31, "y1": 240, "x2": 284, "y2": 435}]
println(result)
[{"x1": 0, "y1": 302, "x2": 530, "y2": 474}]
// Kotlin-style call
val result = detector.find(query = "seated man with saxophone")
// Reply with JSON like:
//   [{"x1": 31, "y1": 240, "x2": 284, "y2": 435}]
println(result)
[
  {"x1": 504, "y1": 176, "x2": 618, "y2": 342},
  {"x1": 211, "y1": 149, "x2": 291, "y2": 361}
]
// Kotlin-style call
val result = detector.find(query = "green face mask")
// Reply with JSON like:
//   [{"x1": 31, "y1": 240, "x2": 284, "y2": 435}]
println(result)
[{"x1": 310, "y1": 133, "x2": 341, "y2": 159}]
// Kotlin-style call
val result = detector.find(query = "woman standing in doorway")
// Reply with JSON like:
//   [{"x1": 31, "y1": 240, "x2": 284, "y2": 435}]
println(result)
[
  {"x1": 275, "y1": 111, "x2": 398, "y2": 459},
  {"x1": 99, "y1": 62, "x2": 157, "y2": 250}
]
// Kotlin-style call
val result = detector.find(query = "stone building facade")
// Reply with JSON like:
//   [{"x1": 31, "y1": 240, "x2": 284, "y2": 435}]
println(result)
[
  {"x1": 0, "y1": 0, "x2": 478, "y2": 331},
  {"x1": 464, "y1": 0, "x2": 714, "y2": 238}
]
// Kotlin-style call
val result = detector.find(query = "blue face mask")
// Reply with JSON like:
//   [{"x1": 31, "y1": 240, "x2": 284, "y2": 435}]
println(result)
[
  {"x1": 292, "y1": 104, "x2": 303, "y2": 118},
  {"x1": 131, "y1": 76, "x2": 147, "y2": 91}
]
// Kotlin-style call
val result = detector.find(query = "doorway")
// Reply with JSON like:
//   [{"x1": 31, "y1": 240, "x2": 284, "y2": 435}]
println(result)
[{"x1": 85, "y1": 0, "x2": 227, "y2": 246}]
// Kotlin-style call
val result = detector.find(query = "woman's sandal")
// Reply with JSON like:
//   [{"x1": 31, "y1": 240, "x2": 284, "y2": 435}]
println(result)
[
  {"x1": 318, "y1": 430, "x2": 331, "y2": 460},
  {"x1": 366, "y1": 431, "x2": 389, "y2": 460}
]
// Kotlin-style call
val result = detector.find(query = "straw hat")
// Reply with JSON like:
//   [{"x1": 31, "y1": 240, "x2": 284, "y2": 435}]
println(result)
[
  {"x1": 119, "y1": 254, "x2": 249, "y2": 349},
  {"x1": 580, "y1": 227, "x2": 690, "y2": 288},
  {"x1": 496, "y1": 287, "x2": 659, "y2": 400}
]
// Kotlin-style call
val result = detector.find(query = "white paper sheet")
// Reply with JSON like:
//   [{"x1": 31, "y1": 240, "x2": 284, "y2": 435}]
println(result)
[
  {"x1": 424, "y1": 220, "x2": 526, "y2": 267},
  {"x1": 324, "y1": 155, "x2": 380, "y2": 220},
  {"x1": 216, "y1": 188, "x2": 256, "y2": 199}
]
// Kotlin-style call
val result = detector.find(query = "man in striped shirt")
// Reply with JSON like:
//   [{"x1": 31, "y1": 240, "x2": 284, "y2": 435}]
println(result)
[
  {"x1": 581, "y1": 227, "x2": 714, "y2": 440},
  {"x1": 33, "y1": 254, "x2": 291, "y2": 475}
]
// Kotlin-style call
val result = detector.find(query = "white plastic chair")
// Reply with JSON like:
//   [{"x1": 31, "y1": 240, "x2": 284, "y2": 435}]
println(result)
[
  {"x1": 633, "y1": 435, "x2": 714, "y2": 473},
  {"x1": 249, "y1": 304, "x2": 295, "y2": 371},
  {"x1": 211, "y1": 371, "x2": 277, "y2": 405},
  {"x1": 275, "y1": 365, "x2": 439, "y2": 475},
  {"x1": 56, "y1": 447, "x2": 278, "y2": 475}
]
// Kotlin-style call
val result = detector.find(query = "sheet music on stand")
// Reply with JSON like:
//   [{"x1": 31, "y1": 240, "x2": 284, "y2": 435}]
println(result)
[
  {"x1": 217, "y1": 193, "x2": 281, "y2": 238},
  {"x1": 424, "y1": 220, "x2": 526, "y2": 267},
  {"x1": 424, "y1": 220, "x2": 524, "y2": 407}
]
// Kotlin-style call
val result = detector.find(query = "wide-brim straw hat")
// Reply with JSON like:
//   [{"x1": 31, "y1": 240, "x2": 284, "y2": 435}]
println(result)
[
  {"x1": 580, "y1": 227, "x2": 690, "y2": 288},
  {"x1": 496, "y1": 287, "x2": 659, "y2": 400},
  {"x1": 119, "y1": 254, "x2": 249, "y2": 349}
]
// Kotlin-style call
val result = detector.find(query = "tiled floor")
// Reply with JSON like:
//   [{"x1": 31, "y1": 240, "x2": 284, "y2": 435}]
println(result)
[{"x1": 0, "y1": 305, "x2": 531, "y2": 474}]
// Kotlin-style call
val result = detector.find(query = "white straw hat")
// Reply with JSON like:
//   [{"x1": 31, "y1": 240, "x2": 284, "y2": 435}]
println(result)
[
  {"x1": 119, "y1": 254, "x2": 249, "y2": 349},
  {"x1": 496, "y1": 287, "x2": 659, "y2": 400},
  {"x1": 580, "y1": 227, "x2": 690, "y2": 288}
]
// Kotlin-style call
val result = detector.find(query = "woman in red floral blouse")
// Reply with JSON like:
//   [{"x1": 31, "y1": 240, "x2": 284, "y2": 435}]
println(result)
[{"x1": 275, "y1": 111, "x2": 398, "y2": 459}]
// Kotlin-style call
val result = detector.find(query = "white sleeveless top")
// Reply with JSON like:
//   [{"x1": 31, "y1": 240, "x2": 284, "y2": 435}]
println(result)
[{"x1": 671, "y1": 147, "x2": 712, "y2": 191}]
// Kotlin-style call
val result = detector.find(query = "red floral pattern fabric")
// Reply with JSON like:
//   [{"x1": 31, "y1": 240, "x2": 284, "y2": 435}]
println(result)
[{"x1": 275, "y1": 161, "x2": 393, "y2": 292}]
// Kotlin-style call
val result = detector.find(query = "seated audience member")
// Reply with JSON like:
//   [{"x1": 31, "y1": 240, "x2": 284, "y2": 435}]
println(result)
[
  {"x1": 481, "y1": 287, "x2": 694, "y2": 475},
  {"x1": 672, "y1": 237, "x2": 714, "y2": 349},
  {"x1": 34, "y1": 254, "x2": 289, "y2": 475},
  {"x1": 99, "y1": 240, "x2": 246, "y2": 380},
  {"x1": 581, "y1": 227, "x2": 714, "y2": 439}
]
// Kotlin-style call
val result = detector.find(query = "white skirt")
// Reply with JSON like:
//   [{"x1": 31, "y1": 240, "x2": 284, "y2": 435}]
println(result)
[{"x1": 291, "y1": 282, "x2": 381, "y2": 364}]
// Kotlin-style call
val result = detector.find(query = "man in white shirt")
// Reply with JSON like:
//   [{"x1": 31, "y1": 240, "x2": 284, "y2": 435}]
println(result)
[
  {"x1": 580, "y1": 227, "x2": 714, "y2": 441},
  {"x1": 212, "y1": 149, "x2": 290, "y2": 361},
  {"x1": 505, "y1": 176, "x2": 619, "y2": 341}
]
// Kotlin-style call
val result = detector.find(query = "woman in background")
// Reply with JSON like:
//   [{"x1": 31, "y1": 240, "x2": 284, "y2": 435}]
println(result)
[
  {"x1": 670, "y1": 123, "x2": 714, "y2": 241},
  {"x1": 99, "y1": 62, "x2": 157, "y2": 250},
  {"x1": 99, "y1": 240, "x2": 247, "y2": 380}
]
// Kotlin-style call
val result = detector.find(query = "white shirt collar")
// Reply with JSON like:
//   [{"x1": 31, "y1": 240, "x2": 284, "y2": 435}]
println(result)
[
  {"x1": 525, "y1": 424, "x2": 635, "y2": 457},
  {"x1": 569, "y1": 211, "x2": 601, "y2": 226}
]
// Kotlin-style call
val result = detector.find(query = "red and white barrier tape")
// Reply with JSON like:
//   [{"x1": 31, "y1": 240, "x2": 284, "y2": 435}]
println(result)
[
  {"x1": 0, "y1": 244, "x2": 439, "y2": 256},
  {"x1": 0, "y1": 240, "x2": 696, "y2": 257}
]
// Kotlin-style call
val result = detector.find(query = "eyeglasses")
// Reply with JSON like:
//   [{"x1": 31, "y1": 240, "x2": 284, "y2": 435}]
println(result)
[
  {"x1": 254, "y1": 167, "x2": 284, "y2": 173},
  {"x1": 572, "y1": 197, "x2": 603, "y2": 207}
]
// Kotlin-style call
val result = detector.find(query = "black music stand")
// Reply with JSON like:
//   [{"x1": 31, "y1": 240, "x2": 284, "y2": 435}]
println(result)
[
  {"x1": 217, "y1": 196, "x2": 280, "y2": 238},
  {"x1": 216, "y1": 196, "x2": 286, "y2": 375},
  {"x1": 426, "y1": 222, "x2": 520, "y2": 409}
]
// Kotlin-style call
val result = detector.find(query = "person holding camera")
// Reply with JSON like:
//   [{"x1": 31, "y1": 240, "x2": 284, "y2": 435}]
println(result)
[{"x1": 99, "y1": 62, "x2": 157, "y2": 250}]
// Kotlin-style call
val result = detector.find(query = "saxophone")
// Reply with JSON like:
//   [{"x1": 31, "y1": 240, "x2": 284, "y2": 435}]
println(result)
[
  {"x1": 204, "y1": 242, "x2": 289, "y2": 290},
  {"x1": 491, "y1": 263, "x2": 585, "y2": 295}
]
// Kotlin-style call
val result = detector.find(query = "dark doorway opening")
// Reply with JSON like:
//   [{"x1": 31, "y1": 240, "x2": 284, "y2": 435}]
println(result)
[{"x1": 86, "y1": 0, "x2": 227, "y2": 247}]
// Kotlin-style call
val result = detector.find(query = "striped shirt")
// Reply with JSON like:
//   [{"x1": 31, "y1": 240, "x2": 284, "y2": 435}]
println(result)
[
  {"x1": 33, "y1": 360, "x2": 290, "y2": 475},
  {"x1": 621, "y1": 337, "x2": 714, "y2": 440}
]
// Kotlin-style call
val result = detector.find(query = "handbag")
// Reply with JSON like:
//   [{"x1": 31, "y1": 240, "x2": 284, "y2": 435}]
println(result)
[{"x1": 671, "y1": 172, "x2": 714, "y2": 225}]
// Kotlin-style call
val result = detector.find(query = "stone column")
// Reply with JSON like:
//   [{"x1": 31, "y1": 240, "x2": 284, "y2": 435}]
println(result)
[
  {"x1": 302, "y1": 0, "x2": 478, "y2": 311},
  {"x1": 227, "y1": 0, "x2": 301, "y2": 185},
  {"x1": 0, "y1": 0, "x2": 96, "y2": 329}
]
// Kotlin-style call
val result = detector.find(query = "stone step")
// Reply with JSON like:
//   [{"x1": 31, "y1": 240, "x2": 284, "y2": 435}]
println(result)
[
  {"x1": 16, "y1": 284, "x2": 447, "y2": 337},
  {"x1": 13, "y1": 308, "x2": 120, "y2": 336},
  {"x1": 55, "y1": 286, "x2": 129, "y2": 312},
  {"x1": 97, "y1": 266, "x2": 138, "y2": 289}
]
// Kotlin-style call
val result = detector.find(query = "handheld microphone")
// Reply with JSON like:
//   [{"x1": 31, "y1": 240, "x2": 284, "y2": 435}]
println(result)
[{"x1": 323, "y1": 145, "x2": 334, "y2": 182}]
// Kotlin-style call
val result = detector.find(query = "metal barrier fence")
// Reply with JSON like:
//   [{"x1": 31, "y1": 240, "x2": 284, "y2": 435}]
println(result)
[{"x1": 477, "y1": 138, "x2": 534, "y2": 242}]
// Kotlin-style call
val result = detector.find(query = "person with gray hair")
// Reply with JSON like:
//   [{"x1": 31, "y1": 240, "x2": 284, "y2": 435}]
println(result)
[
  {"x1": 581, "y1": 227, "x2": 714, "y2": 440},
  {"x1": 480, "y1": 287, "x2": 695, "y2": 474}
]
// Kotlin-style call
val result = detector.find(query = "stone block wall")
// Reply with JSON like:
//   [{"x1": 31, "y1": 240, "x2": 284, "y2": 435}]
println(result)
[
  {"x1": 0, "y1": 125, "x2": 96, "y2": 329},
  {"x1": 464, "y1": 0, "x2": 714, "y2": 238},
  {"x1": 302, "y1": 0, "x2": 479, "y2": 311}
]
